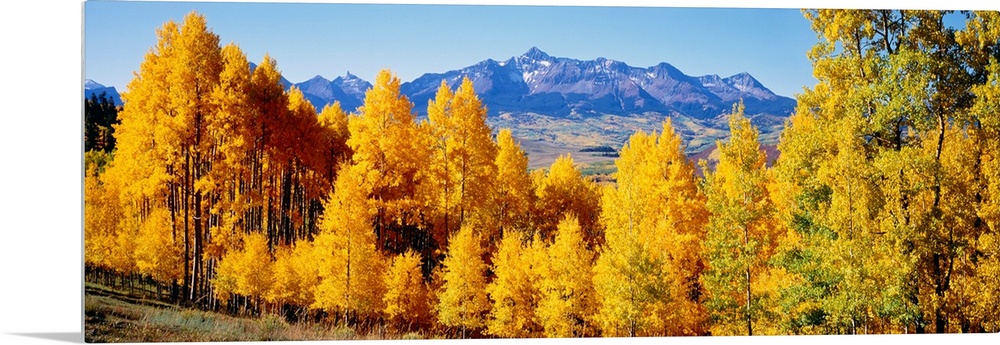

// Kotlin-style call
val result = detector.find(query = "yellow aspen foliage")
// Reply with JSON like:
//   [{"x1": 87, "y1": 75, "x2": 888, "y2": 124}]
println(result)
[
  {"x1": 949, "y1": 12, "x2": 1000, "y2": 333},
  {"x1": 967, "y1": 230, "x2": 1000, "y2": 333},
  {"x1": 423, "y1": 81, "x2": 457, "y2": 237},
  {"x1": 213, "y1": 232, "x2": 273, "y2": 302},
  {"x1": 966, "y1": 121, "x2": 1000, "y2": 330},
  {"x1": 435, "y1": 224, "x2": 490, "y2": 336},
  {"x1": 268, "y1": 245, "x2": 298, "y2": 305},
  {"x1": 867, "y1": 125, "x2": 986, "y2": 333},
  {"x1": 701, "y1": 102, "x2": 783, "y2": 336},
  {"x1": 279, "y1": 87, "x2": 335, "y2": 243},
  {"x1": 239, "y1": 233, "x2": 274, "y2": 299},
  {"x1": 965, "y1": 19, "x2": 1000, "y2": 331},
  {"x1": 212, "y1": 254, "x2": 239, "y2": 303},
  {"x1": 98, "y1": 165, "x2": 143, "y2": 277},
  {"x1": 975, "y1": 171, "x2": 1000, "y2": 333},
  {"x1": 312, "y1": 164, "x2": 386, "y2": 318},
  {"x1": 246, "y1": 53, "x2": 288, "y2": 240},
  {"x1": 317, "y1": 101, "x2": 353, "y2": 184},
  {"x1": 283, "y1": 86, "x2": 322, "y2": 163},
  {"x1": 346, "y1": 69, "x2": 433, "y2": 253},
  {"x1": 819, "y1": 115, "x2": 900, "y2": 333},
  {"x1": 169, "y1": 11, "x2": 222, "y2": 222},
  {"x1": 593, "y1": 119, "x2": 707, "y2": 336},
  {"x1": 167, "y1": 11, "x2": 221, "y2": 150},
  {"x1": 81, "y1": 8, "x2": 1000, "y2": 337},
  {"x1": 640, "y1": 120, "x2": 708, "y2": 334},
  {"x1": 772, "y1": 10, "x2": 919, "y2": 333},
  {"x1": 205, "y1": 43, "x2": 253, "y2": 256},
  {"x1": 268, "y1": 241, "x2": 320, "y2": 308},
  {"x1": 485, "y1": 232, "x2": 543, "y2": 338},
  {"x1": 84, "y1": 168, "x2": 124, "y2": 271},
  {"x1": 779, "y1": 10, "x2": 999, "y2": 333},
  {"x1": 113, "y1": 16, "x2": 179, "y2": 207},
  {"x1": 90, "y1": 11, "x2": 356, "y2": 311},
  {"x1": 103, "y1": 19, "x2": 180, "y2": 281},
  {"x1": 592, "y1": 193, "x2": 665, "y2": 337},
  {"x1": 383, "y1": 250, "x2": 431, "y2": 329},
  {"x1": 769, "y1": 108, "x2": 842, "y2": 335},
  {"x1": 923, "y1": 126, "x2": 990, "y2": 332},
  {"x1": 487, "y1": 128, "x2": 534, "y2": 240},
  {"x1": 113, "y1": 24, "x2": 174, "y2": 207},
  {"x1": 173, "y1": 12, "x2": 225, "y2": 304},
  {"x1": 275, "y1": 86, "x2": 313, "y2": 162},
  {"x1": 534, "y1": 154, "x2": 602, "y2": 245},
  {"x1": 537, "y1": 215, "x2": 596, "y2": 337},
  {"x1": 424, "y1": 78, "x2": 499, "y2": 242},
  {"x1": 110, "y1": 11, "x2": 228, "y2": 304},
  {"x1": 134, "y1": 208, "x2": 184, "y2": 283}
]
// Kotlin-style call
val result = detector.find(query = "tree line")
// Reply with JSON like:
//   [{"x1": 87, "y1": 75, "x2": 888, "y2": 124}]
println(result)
[{"x1": 84, "y1": 10, "x2": 1000, "y2": 337}]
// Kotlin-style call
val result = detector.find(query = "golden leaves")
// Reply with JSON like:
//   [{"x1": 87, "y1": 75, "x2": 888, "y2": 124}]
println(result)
[
  {"x1": 435, "y1": 224, "x2": 490, "y2": 331},
  {"x1": 87, "y1": 9, "x2": 1000, "y2": 337}
]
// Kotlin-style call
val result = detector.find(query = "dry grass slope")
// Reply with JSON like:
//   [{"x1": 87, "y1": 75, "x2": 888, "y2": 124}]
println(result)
[{"x1": 84, "y1": 283, "x2": 427, "y2": 342}]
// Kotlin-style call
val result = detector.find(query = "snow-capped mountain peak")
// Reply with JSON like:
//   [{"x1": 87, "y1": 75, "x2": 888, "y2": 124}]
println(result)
[
  {"x1": 725, "y1": 72, "x2": 765, "y2": 92},
  {"x1": 332, "y1": 72, "x2": 373, "y2": 98},
  {"x1": 522, "y1": 46, "x2": 551, "y2": 61},
  {"x1": 84, "y1": 79, "x2": 105, "y2": 89},
  {"x1": 83, "y1": 79, "x2": 123, "y2": 106},
  {"x1": 396, "y1": 47, "x2": 794, "y2": 119}
]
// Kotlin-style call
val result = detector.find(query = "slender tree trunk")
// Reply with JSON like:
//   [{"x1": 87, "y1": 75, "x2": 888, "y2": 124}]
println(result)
[
  {"x1": 744, "y1": 224, "x2": 753, "y2": 336},
  {"x1": 193, "y1": 189, "x2": 203, "y2": 305},
  {"x1": 932, "y1": 113, "x2": 950, "y2": 334},
  {"x1": 460, "y1": 157, "x2": 467, "y2": 226},
  {"x1": 183, "y1": 148, "x2": 192, "y2": 304},
  {"x1": 442, "y1": 143, "x2": 450, "y2": 240},
  {"x1": 745, "y1": 266, "x2": 753, "y2": 336}
]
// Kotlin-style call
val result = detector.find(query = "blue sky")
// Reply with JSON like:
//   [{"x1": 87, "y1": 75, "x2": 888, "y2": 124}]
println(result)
[
  {"x1": 83, "y1": 1, "x2": 990, "y2": 100},
  {"x1": 85, "y1": 1, "x2": 825, "y2": 98}
]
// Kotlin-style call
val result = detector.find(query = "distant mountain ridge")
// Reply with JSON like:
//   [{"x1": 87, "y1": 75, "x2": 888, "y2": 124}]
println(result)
[
  {"x1": 398, "y1": 47, "x2": 796, "y2": 120},
  {"x1": 88, "y1": 47, "x2": 795, "y2": 120},
  {"x1": 84, "y1": 79, "x2": 122, "y2": 106},
  {"x1": 292, "y1": 72, "x2": 372, "y2": 113},
  {"x1": 87, "y1": 48, "x2": 797, "y2": 164}
]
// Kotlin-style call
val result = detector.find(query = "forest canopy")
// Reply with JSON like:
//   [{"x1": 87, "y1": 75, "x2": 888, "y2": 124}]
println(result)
[{"x1": 84, "y1": 10, "x2": 1000, "y2": 337}]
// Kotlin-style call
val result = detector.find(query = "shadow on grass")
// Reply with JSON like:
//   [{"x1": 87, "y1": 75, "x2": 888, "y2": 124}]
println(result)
[{"x1": 9, "y1": 332, "x2": 81, "y2": 343}]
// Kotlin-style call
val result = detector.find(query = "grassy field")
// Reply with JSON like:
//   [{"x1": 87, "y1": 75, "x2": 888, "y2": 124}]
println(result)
[
  {"x1": 84, "y1": 283, "x2": 426, "y2": 342},
  {"x1": 490, "y1": 111, "x2": 782, "y2": 172}
]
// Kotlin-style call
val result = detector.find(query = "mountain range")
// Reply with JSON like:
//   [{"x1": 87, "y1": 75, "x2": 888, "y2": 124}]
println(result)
[
  {"x1": 400, "y1": 47, "x2": 795, "y2": 120},
  {"x1": 289, "y1": 47, "x2": 795, "y2": 121},
  {"x1": 86, "y1": 47, "x2": 797, "y2": 167},
  {"x1": 84, "y1": 80, "x2": 123, "y2": 106},
  {"x1": 293, "y1": 72, "x2": 371, "y2": 113},
  {"x1": 285, "y1": 47, "x2": 795, "y2": 160}
]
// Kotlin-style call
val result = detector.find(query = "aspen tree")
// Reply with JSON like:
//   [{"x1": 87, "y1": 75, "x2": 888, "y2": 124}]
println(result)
[
  {"x1": 593, "y1": 119, "x2": 707, "y2": 336},
  {"x1": 425, "y1": 78, "x2": 498, "y2": 243},
  {"x1": 487, "y1": 129, "x2": 534, "y2": 239},
  {"x1": 348, "y1": 69, "x2": 432, "y2": 252},
  {"x1": 702, "y1": 102, "x2": 783, "y2": 336},
  {"x1": 485, "y1": 232, "x2": 543, "y2": 337},
  {"x1": 537, "y1": 215, "x2": 596, "y2": 337},
  {"x1": 312, "y1": 165, "x2": 386, "y2": 321},
  {"x1": 534, "y1": 154, "x2": 602, "y2": 245},
  {"x1": 435, "y1": 224, "x2": 490, "y2": 337},
  {"x1": 383, "y1": 250, "x2": 431, "y2": 330}
]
